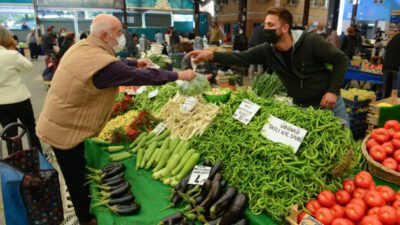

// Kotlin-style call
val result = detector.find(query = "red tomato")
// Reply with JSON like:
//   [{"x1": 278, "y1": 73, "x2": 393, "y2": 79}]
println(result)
[
  {"x1": 369, "y1": 182, "x2": 377, "y2": 191},
  {"x1": 318, "y1": 190, "x2": 336, "y2": 208},
  {"x1": 219, "y1": 85, "x2": 237, "y2": 91},
  {"x1": 396, "y1": 208, "x2": 400, "y2": 222},
  {"x1": 376, "y1": 186, "x2": 396, "y2": 203},
  {"x1": 392, "y1": 200, "x2": 400, "y2": 209},
  {"x1": 367, "y1": 138, "x2": 380, "y2": 150},
  {"x1": 353, "y1": 188, "x2": 368, "y2": 200},
  {"x1": 382, "y1": 142, "x2": 395, "y2": 156},
  {"x1": 350, "y1": 198, "x2": 368, "y2": 210},
  {"x1": 379, "y1": 206, "x2": 397, "y2": 225},
  {"x1": 384, "y1": 120, "x2": 400, "y2": 133},
  {"x1": 398, "y1": 164, "x2": 400, "y2": 172},
  {"x1": 343, "y1": 179, "x2": 356, "y2": 194},
  {"x1": 331, "y1": 204, "x2": 345, "y2": 218},
  {"x1": 360, "y1": 216, "x2": 383, "y2": 225},
  {"x1": 393, "y1": 150, "x2": 400, "y2": 163},
  {"x1": 364, "y1": 190, "x2": 386, "y2": 208},
  {"x1": 306, "y1": 200, "x2": 322, "y2": 215},
  {"x1": 331, "y1": 218, "x2": 355, "y2": 225},
  {"x1": 392, "y1": 132, "x2": 400, "y2": 149},
  {"x1": 369, "y1": 146, "x2": 387, "y2": 162},
  {"x1": 382, "y1": 158, "x2": 398, "y2": 171},
  {"x1": 336, "y1": 190, "x2": 351, "y2": 205},
  {"x1": 315, "y1": 207, "x2": 335, "y2": 225},
  {"x1": 371, "y1": 128, "x2": 391, "y2": 143},
  {"x1": 297, "y1": 211, "x2": 308, "y2": 223},
  {"x1": 354, "y1": 171, "x2": 373, "y2": 189},
  {"x1": 368, "y1": 207, "x2": 381, "y2": 219},
  {"x1": 345, "y1": 203, "x2": 365, "y2": 222}
]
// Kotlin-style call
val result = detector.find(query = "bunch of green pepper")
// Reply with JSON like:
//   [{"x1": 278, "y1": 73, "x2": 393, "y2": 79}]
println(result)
[
  {"x1": 133, "y1": 83, "x2": 178, "y2": 114},
  {"x1": 190, "y1": 90, "x2": 362, "y2": 222},
  {"x1": 252, "y1": 72, "x2": 286, "y2": 98}
]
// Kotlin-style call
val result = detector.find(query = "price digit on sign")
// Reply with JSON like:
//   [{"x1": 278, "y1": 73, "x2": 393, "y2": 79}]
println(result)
[{"x1": 188, "y1": 165, "x2": 212, "y2": 185}]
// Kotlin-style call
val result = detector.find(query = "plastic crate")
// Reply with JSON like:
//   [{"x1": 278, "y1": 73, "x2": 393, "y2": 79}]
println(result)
[
  {"x1": 343, "y1": 96, "x2": 372, "y2": 108},
  {"x1": 348, "y1": 111, "x2": 368, "y2": 120}
]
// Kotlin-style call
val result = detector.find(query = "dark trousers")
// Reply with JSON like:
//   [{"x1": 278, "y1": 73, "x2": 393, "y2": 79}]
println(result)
[
  {"x1": 0, "y1": 98, "x2": 43, "y2": 153},
  {"x1": 52, "y1": 143, "x2": 94, "y2": 223},
  {"x1": 383, "y1": 70, "x2": 400, "y2": 98},
  {"x1": 28, "y1": 43, "x2": 39, "y2": 59}
]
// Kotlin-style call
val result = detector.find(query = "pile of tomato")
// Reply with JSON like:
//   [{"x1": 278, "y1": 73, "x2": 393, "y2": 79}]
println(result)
[
  {"x1": 298, "y1": 171, "x2": 400, "y2": 225},
  {"x1": 367, "y1": 120, "x2": 400, "y2": 173}
]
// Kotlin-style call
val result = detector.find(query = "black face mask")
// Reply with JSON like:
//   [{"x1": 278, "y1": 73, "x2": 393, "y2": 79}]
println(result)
[{"x1": 264, "y1": 29, "x2": 281, "y2": 43}]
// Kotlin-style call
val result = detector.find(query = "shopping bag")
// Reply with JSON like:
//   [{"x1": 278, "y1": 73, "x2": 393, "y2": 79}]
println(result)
[{"x1": 0, "y1": 122, "x2": 64, "y2": 225}]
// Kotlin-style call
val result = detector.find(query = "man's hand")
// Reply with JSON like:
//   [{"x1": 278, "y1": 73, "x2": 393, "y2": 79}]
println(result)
[
  {"x1": 320, "y1": 92, "x2": 338, "y2": 108},
  {"x1": 188, "y1": 50, "x2": 214, "y2": 64},
  {"x1": 205, "y1": 74, "x2": 213, "y2": 80},
  {"x1": 137, "y1": 59, "x2": 153, "y2": 68},
  {"x1": 177, "y1": 70, "x2": 196, "y2": 81}
]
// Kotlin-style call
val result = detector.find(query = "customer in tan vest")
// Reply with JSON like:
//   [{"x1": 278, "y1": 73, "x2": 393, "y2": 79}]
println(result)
[{"x1": 36, "y1": 14, "x2": 196, "y2": 225}]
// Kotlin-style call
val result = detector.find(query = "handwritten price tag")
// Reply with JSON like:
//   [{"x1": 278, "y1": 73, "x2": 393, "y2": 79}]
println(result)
[
  {"x1": 153, "y1": 122, "x2": 167, "y2": 136},
  {"x1": 148, "y1": 89, "x2": 159, "y2": 98},
  {"x1": 261, "y1": 116, "x2": 307, "y2": 153},
  {"x1": 136, "y1": 86, "x2": 147, "y2": 94},
  {"x1": 232, "y1": 99, "x2": 260, "y2": 125},
  {"x1": 188, "y1": 165, "x2": 212, "y2": 185},
  {"x1": 180, "y1": 97, "x2": 198, "y2": 112}
]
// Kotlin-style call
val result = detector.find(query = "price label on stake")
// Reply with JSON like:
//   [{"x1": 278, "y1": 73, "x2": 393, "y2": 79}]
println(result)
[
  {"x1": 148, "y1": 89, "x2": 159, "y2": 98},
  {"x1": 136, "y1": 86, "x2": 147, "y2": 94},
  {"x1": 232, "y1": 99, "x2": 260, "y2": 125},
  {"x1": 188, "y1": 165, "x2": 212, "y2": 185},
  {"x1": 261, "y1": 115, "x2": 307, "y2": 153},
  {"x1": 153, "y1": 122, "x2": 167, "y2": 136},
  {"x1": 180, "y1": 97, "x2": 198, "y2": 112},
  {"x1": 300, "y1": 215, "x2": 323, "y2": 225}
]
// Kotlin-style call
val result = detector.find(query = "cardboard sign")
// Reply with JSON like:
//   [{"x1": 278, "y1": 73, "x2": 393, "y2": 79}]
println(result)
[
  {"x1": 261, "y1": 116, "x2": 307, "y2": 153},
  {"x1": 232, "y1": 99, "x2": 260, "y2": 125},
  {"x1": 188, "y1": 165, "x2": 212, "y2": 185}
]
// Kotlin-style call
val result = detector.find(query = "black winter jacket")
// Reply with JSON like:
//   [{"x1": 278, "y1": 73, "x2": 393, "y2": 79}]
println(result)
[{"x1": 213, "y1": 30, "x2": 349, "y2": 107}]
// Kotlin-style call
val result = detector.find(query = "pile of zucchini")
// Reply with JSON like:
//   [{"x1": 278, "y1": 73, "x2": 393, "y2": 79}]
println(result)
[
  {"x1": 87, "y1": 162, "x2": 140, "y2": 215},
  {"x1": 160, "y1": 161, "x2": 248, "y2": 225},
  {"x1": 134, "y1": 130, "x2": 200, "y2": 187}
]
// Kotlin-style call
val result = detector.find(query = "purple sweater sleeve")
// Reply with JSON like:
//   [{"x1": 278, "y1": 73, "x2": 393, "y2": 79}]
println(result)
[{"x1": 92, "y1": 60, "x2": 178, "y2": 89}]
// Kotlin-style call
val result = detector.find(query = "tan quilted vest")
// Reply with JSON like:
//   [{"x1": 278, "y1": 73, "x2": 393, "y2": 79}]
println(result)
[{"x1": 36, "y1": 35, "x2": 118, "y2": 149}]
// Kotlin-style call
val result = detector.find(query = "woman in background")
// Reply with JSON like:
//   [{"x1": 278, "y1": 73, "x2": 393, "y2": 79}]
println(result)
[{"x1": 0, "y1": 25, "x2": 43, "y2": 153}]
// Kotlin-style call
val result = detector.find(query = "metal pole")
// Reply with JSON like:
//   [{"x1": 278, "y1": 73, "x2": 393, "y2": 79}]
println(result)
[
  {"x1": 123, "y1": 0, "x2": 128, "y2": 27},
  {"x1": 33, "y1": 0, "x2": 41, "y2": 37},
  {"x1": 302, "y1": 0, "x2": 310, "y2": 26},
  {"x1": 350, "y1": 0, "x2": 358, "y2": 26},
  {"x1": 194, "y1": 0, "x2": 200, "y2": 36}
]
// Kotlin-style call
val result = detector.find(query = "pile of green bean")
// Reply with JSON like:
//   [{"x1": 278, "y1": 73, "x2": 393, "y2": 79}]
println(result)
[
  {"x1": 133, "y1": 83, "x2": 178, "y2": 114},
  {"x1": 252, "y1": 72, "x2": 286, "y2": 98},
  {"x1": 191, "y1": 90, "x2": 362, "y2": 222}
]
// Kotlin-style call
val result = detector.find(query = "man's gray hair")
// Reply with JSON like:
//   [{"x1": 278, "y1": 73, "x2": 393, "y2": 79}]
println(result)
[{"x1": 90, "y1": 17, "x2": 113, "y2": 36}]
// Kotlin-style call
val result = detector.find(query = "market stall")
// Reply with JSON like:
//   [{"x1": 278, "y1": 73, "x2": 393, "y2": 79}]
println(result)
[{"x1": 80, "y1": 71, "x2": 400, "y2": 225}]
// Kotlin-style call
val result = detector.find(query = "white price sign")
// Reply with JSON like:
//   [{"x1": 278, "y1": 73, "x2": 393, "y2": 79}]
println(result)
[
  {"x1": 126, "y1": 90, "x2": 136, "y2": 96},
  {"x1": 180, "y1": 97, "x2": 198, "y2": 112},
  {"x1": 300, "y1": 215, "x2": 323, "y2": 225},
  {"x1": 188, "y1": 165, "x2": 212, "y2": 185},
  {"x1": 232, "y1": 99, "x2": 260, "y2": 125},
  {"x1": 261, "y1": 116, "x2": 307, "y2": 153},
  {"x1": 148, "y1": 89, "x2": 159, "y2": 98},
  {"x1": 153, "y1": 122, "x2": 167, "y2": 136},
  {"x1": 136, "y1": 86, "x2": 147, "y2": 95}
]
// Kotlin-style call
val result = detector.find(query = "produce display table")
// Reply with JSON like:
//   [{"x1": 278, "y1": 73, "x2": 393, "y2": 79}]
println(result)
[
  {"x1": 343, "y1": 69, "x2": 383, "y2": 89},
  {"x1": 84, "y1": 139, "x2": 276, "y2": 225}
]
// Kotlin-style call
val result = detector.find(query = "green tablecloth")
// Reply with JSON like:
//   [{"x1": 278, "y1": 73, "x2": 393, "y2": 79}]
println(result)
[
  {"x1": 84, "y1": 139, "x2": 275, "y2": 225},
  {"x1": 84, "y1": 139, "x2": 399, "y2": 225}
]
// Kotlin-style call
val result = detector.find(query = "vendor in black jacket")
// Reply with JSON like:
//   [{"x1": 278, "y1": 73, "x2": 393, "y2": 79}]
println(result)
[{"x1": 190, "y1": 7, "x2": 350, "y2": 126}]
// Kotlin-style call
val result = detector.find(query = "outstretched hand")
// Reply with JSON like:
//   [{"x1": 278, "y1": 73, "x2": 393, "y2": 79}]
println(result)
[{"x1": 188, "y1": 50, "x2": 214, "y2": 64}]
